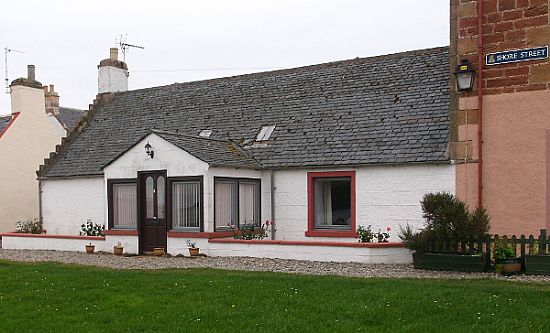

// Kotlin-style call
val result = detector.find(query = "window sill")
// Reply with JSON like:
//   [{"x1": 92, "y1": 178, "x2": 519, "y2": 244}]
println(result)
[
  {"x1": 104, "y1": 229, "x2": 139, "y2": 236},
  {"x1": 305, "y1": 230, "x2": 357, "y2": 238},
  {"x1": 167, "y1": 231, "x2": 234, "y2": 239}
]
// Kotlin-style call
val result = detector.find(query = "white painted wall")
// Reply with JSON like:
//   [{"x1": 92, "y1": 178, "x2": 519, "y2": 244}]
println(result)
[
  {"x1": 42, "y1": 177, "x2": 105, "y2": 235},
  {"x1": 2, "y1": 235, "x2": 138, "y2": 254},
  {"x1": 208, "y1": 242, "x2": 412, "y2": 264},
  {"x1": 273, "y1": 164, "x2": 455, "y2": 241},
  {"x1": 104, "y1": 133, "x2": 209, "y2": 179}
]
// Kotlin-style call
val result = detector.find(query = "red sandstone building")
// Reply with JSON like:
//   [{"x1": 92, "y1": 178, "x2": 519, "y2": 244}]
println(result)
[{"x1": 452, "y1": 0, "x2": 550, "y2": 235}]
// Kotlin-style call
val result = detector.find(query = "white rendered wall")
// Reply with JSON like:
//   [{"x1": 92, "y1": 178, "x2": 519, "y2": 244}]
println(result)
[
  {"x1": 42, "y1": 177, "x2": 105, "y2": 235},
  {"x1": 2, "y1": 235, "x2": 138, "y2": 254},
  {"x1": 208, "y1": 242, "x2": 412, "y2": 264},
  {"x1": 98, "y1": 66, "x2": 127, "y2": 94},
  {"x1": 273, "y1": 164, "x2": 455, "y2": 241}
]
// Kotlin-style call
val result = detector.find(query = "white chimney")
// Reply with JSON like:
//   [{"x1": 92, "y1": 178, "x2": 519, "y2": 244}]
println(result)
[{"x1": 97, "y1": 48, "x2": 128, "y2": 94}]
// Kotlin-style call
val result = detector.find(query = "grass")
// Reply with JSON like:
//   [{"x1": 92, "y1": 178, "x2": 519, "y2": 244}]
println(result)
[{"x1": 0, "y1": 261, "x2": 549, "y2": 332}]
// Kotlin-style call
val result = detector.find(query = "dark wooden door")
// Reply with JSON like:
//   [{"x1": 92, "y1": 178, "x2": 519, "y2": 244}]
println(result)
[{"x1": 139, "y1": 171, "x2": 167, "y2": 253}]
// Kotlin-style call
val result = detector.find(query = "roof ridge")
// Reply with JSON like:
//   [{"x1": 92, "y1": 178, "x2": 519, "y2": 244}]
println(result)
[{"x1": 109, "y1": 45, "x2": 449, "y2": 98}]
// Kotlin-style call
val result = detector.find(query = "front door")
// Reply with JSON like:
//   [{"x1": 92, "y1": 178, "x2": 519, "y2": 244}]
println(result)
[{"x1": 139, "y1": 171, "x2": 167, "y2": 253}]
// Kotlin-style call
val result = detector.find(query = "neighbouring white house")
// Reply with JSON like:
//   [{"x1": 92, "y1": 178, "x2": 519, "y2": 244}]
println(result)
[
  {"x1": 1, "y1": 47, "x2": 455, "y2": 263},
  {"x1": 0, "y1": 65, "x2": 86, "y2": 232}
]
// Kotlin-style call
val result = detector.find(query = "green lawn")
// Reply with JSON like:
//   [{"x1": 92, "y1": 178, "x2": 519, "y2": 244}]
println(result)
[{"x1": 0, "y1": 261, "x2": 549, "y2": 332}]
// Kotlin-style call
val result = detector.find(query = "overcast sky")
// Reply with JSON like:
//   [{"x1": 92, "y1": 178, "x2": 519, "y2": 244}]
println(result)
[{"x1": 0, "y1": 0, "x2": 449, "y2": 115}]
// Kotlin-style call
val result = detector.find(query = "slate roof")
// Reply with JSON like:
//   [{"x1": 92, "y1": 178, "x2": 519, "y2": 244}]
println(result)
[
  {"x1": 153, "y1": 130, "x2": 260, "y2": 168},
  {"x1": 41, "y1": 46, "x2": 451, "y2": 178},
  {"x1": 0, "y1": 115, "x2": 11, "y2": 134},
  {"x1": 57, "y1": 107, "x2": 87, "y2": 132}
]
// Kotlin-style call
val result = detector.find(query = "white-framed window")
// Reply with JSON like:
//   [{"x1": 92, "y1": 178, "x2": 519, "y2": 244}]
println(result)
[{"x1": 214, "y1": 178, "x2": 260, "y2": 230}]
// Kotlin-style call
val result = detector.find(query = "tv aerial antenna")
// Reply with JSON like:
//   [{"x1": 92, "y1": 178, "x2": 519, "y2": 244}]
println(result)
[
  {"x1": 115, "y1": 34, "x2": 144, "y2": 63},
  {"x1": 4, "y1": 46, "x2": 25, "y2": 93}
]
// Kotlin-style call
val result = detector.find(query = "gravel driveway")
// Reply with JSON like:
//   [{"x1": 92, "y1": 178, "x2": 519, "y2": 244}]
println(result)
[{"x1": 1, "y1": 249, "x2": 549, "y2": 283}]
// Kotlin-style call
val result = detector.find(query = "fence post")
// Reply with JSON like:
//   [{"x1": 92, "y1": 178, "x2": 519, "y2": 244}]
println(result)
[
  {"x1": 520, "y1": 235, "x2": 526, "y2": 259},
  {"x1": 541, "y1": 229, "x2": 548, "y2": 254}
]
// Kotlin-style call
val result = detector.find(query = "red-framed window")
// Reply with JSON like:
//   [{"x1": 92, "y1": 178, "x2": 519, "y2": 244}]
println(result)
[{"x1": 306, "y1": 171, "x2": 356, "y2": 237}]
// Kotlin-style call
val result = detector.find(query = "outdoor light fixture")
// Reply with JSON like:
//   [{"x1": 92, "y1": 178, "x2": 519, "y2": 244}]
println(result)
[
  {"x1": 144, "y1": 141, "x2": 154, "y2": 159},
  {"x1": 454, "y1": 59, "x2": 475, "y2": 91}
]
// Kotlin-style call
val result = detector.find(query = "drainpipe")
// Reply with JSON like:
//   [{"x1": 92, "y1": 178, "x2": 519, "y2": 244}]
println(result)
[
  {"x1": 38, "y1": 177, "x2": 43, "y2": 226},
  {"x1": 270, "y1": 171, "x2": 276, "y2": 240},
  {"x1": 477, "y1": 0, "x2": 484, "y2": 209}
]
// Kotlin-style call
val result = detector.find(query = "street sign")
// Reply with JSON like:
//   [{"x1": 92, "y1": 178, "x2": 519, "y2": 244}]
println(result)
[{"x1": 485, "y1": 46, "x2": 548, "y2": 66}]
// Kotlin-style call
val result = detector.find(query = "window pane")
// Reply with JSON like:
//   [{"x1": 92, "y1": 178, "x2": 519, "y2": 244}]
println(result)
[
  {"x1": 239, "y1": 182, "x2": 257, "y2": 226},
  {"x1": 172, "y1": 181, "x2": 200, "y2": 229},
  {"x1": 215, "y1": 182, "x2": 235, "y2": 228},
  {"x1": 314, "y1": 177, "x2": 351, "y2": 228},
  {"x1": 113, "y1": 184, "x2": 137, "y2": 228},
  {"x1": 157, "y1": 176, "x2": 165, "y2": 219},
  {"x1": 146, "y1": 176, "x2": 154, "y2": 218}
]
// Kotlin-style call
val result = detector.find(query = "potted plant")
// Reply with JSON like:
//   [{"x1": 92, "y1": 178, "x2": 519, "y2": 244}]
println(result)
[
  {"x1": 400, "y1": 192, "x2": 491, "y2": 272},
  {"x1": 493, "y1": 240, "x2": 521, "y2": 275},
  {"x1": 85, "y1": 243, "x2": 95, "y2": 254},
  {"x1": 187, "y1": 240, "x2": 199, "y2": 256},
  {"x1": 114, "y1": 242, "x2": 124, "y2": 256},
  {"x1": 154, "y1": 247, "x2": 165, "y2": 256}
]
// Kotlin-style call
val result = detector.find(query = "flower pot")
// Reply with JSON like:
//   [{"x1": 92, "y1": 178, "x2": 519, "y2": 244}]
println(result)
[
  {"x1": 85, "y1": 245, "x2": 95, "y2": 254},
  {"x1": 114, "y1": 246, "x2": 123, "y2": 256},
  {"x1": 154, "y1": 247, "x2": 165, "y2": 256},
  {"x1": 189, "y1": 247, "x2": 200, "y2": 256},
  {"x1": 496, "y1": 258, "x2": 522, "y2": 275}
]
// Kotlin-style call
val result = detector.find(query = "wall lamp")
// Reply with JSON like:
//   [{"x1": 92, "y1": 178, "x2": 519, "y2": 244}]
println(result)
[
  {"x1": 454, "y1": 59, "x2": 475, "y2": 91},
  {"x1": 144, "y1": 141, "x2": 154, "y2": 159}
]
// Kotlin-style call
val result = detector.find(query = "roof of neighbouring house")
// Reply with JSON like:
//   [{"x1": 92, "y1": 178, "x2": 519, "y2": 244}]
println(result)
[
  {"x1": 0, "y1": 115, "x2": 11, "y2": 134},
  {"x1": 39, "y1": 46, "x2": 451, "y2": 178},
  {"x1": 56, "y1": 107, "x2": 87, "y2": 132}
]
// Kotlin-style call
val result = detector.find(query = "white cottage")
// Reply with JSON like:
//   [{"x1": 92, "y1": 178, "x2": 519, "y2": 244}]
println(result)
[{"x1": 2, "y1": 47, "x2": 455, "y2": 263}]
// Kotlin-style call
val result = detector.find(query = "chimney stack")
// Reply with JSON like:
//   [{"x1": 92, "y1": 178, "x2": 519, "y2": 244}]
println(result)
[
  {"x1": 44, "y1": 84, "x2": 60, "y2": 115},
  {"x1": 98, "y1": 48, "x2": 128, "y2": 94},
  {"x1": 27, "y1": 65, "x2": 36, "y2": 81}
]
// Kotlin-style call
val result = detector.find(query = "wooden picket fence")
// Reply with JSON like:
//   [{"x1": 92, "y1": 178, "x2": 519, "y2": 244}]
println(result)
[{"x1": 428, "y1": 229, "x2": 550, "y2": 259}]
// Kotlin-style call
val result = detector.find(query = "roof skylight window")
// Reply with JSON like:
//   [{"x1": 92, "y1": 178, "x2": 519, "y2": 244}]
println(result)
[
  {"x1": 199, "y1": 130, "x2": 213, "y2": 138},
  {"x1": 255, "y1": 125, "x2": 276, "y2": 141}
]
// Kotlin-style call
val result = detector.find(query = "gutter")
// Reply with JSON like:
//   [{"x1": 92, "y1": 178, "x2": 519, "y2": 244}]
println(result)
[
  {"x1": 38, "y1": 177, "x2": 43, "y2": 226},
  {"x1": 477, "y1": 0, "x2": 484, "y2": 208}
]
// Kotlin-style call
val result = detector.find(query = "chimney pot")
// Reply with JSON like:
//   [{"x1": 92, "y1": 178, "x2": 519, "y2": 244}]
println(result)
[
  {"x1": 28, "y1": 65, "x2": 36, "y2": 81},
  {"x1": 49, "y1": 84, "x2": 55, "y2": 93},
  {"x1": 110, "y1": 48, "x2": 118, "y2": 61}
]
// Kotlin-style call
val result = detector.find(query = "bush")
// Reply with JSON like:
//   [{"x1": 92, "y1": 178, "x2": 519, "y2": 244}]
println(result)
[
  {"x1": 399, "y1": 192, "x2": 490, "y2": 252},
  {"x1": 79, "y1": 220, "x2": 104, "y2": 236},
  {"x1": 15, "y1": 218, "x2": 43, "y2": 234}
]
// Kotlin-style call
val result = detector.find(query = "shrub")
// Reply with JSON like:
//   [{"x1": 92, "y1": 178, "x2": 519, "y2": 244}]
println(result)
[
  {"x1": 79, "y1": 220, "x2": 105, "y2": 236},
  {"x1": 399, "y1": 192, "x2": 490, "y2": 252},
  {"x1": 356, "y1": 225, "x2": 374, "y2": 243},
  {"x1": 15, "y1": 218, "x2": 43, "y2": 234}
]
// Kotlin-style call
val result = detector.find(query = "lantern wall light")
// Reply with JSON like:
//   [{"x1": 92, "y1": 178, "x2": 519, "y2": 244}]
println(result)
[
  {"x1": 144, "y1": 141, "x2": 154, "y2": 159},
  {"x1": 454, "y1": 59, "x2": 476, "y2": 91}
]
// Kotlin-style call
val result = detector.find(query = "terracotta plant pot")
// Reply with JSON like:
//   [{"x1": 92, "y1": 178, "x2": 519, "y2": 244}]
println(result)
[
  {"x1": 85, "y1": 245, "x2": 95, "y2": 254},
  {"x1": 154, "y1": 247, "x2": 165, "y2": 256},
  {"x1": 114, "y1": 246, "x2": 123, "y2": 256},
  {"x1": 189, "y1": 247, "x2": 200, "y2": 256}
]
